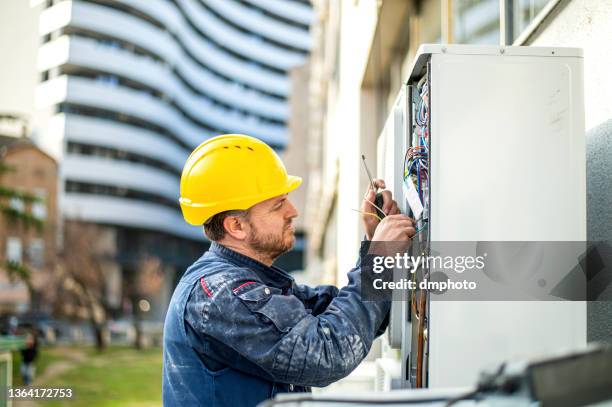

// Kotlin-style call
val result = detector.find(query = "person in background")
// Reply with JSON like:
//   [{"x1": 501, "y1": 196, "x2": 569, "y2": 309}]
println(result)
[{"x1": 20, "y1": 329, "x2": 39, "y2": 386}]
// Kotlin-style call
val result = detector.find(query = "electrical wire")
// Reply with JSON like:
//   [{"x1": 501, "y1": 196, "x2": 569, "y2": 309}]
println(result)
[
  {"x1": 407, "y1": 74, "x2": 431, "y2": 389},
  {"x1": 363, "y1": 197, "x2": 385, "y2": 216},
  {"x1": 351, "y1": 209, "x2": 382, "y2": 222},
  {"x1": 414, "y1": 224, "x2": 427, "y2": 235},
  {"x1": 351, "y1": 211, "x2": 427, "y2": 239}
]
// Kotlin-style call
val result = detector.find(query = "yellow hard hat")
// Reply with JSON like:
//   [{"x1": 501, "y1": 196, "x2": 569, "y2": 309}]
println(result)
[{"x1": 179, "y1": 134, "x2": 302, "y2": 225}]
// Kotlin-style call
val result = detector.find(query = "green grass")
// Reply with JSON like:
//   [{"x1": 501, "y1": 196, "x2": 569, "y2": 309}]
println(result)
[
  {"x1": 11, "y1": 346, "x2": 62, "y2": 386},
  {"x1": 14, "y1": 346, "x2": 162, "y2": 407}
]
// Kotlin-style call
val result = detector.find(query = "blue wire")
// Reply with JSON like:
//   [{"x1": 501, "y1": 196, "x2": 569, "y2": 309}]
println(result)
[
  {"x1": 407, "y1": 159, "x2": 416, "y2": 177},
  {"x1": 417, "y1": 160, "x2": 421, "y2": 199},
  {"x1": 420, "y1": 134, "x2": 429, "y2": 152}
]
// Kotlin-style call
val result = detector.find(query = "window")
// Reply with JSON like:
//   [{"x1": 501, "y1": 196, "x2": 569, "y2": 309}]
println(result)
[
  {"x1": 508, "y1": 0, "x2": 551, "y2": 42},
  {"x1": 453, "y1": 0, "x2": 500, "y2": 44},
  {"x1": 6, "y1": 237, "x2": 22, "y2": 263},
  {"x1": 9, "y1": 196, "x2": 24, "y2": 212},
  {"x1": 28, "y1": 239, "x2": 45, "y2": 268},
  {"x1": 451, "y1": 0, "x2": 553, "y2": 44},
  {"x1": 32, "y1": 189, "x2": 47, "y2": 220}
]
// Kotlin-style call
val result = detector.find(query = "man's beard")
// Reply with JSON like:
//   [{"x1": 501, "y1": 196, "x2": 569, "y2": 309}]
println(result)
[{"x1": 247, "y1": 221, "x2": 294, "y2": 262}]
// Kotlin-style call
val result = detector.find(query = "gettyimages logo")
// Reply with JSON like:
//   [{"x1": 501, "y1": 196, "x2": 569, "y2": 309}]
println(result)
[{"x1": 372, "y1": 253, "x2": 486, "y2": 274}]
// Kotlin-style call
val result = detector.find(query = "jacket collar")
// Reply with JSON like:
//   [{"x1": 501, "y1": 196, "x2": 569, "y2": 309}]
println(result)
[{"x1": 209, "y1": 242, "x2": 294, "y2": 288}]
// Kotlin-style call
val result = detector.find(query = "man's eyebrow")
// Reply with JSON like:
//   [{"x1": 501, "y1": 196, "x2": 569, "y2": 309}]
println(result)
[{"x1": 270, "y1": 197, "x2": 286, "y2": 209}]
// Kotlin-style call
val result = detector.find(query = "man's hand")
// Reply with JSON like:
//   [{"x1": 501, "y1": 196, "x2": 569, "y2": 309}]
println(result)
[
  {"x1": 369, "y1": 214, "x2": 417, "y2": 257},
  {"x1": 362, "y1": 179, "x2": 400, "y2": 240},
  {"x1": 371, "y1": 214, "x2": 416, "y2": 242}
]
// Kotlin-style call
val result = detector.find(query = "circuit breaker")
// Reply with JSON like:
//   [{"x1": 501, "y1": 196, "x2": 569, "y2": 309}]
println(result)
[{"x1": 377, "y1": 44, "x2": 587, "y2": 389}]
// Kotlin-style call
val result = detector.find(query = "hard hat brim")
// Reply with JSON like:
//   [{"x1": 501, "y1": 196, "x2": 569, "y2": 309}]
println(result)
[{"x1": 180, "y1": 174, "x2": 302, "y2": 226}]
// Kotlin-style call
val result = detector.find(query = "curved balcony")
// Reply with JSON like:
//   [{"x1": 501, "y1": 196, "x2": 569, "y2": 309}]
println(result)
[
  {"x1": 63, "y1": 156, "x2": 179, "y2": 203},
  {"x1": 37, "y1": 76, "x2": 288, "y2": 148},
  {"x1": 38, "y1": 35, "x2": 287, "y2": 121},
  {"x1": 62, "y1": 113, "x2": 189, "y2": 172},
  {"x1": 204, "y1": 0, "x2": 312, "y2": 51},
  {"x1": 174, "y1": 0, "x2": 305, "y2": 69},
  {"x1": 242, "y1": 0, "x2": 315, "y2": 27},
  {"x1": 40, "y1": 0, "x2": 290, "y2": 96},
  {"x1": 63, "y1": 194, "x2": 204, "y2": 240}
]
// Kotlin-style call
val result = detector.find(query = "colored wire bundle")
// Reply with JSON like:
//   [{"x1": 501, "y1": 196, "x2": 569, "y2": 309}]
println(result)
[
  {"x1": 415, "y1": 82, "x2": 429, "y2": 128},
  {"x1": 404, "y1": 79, "x2": 430, "y2": 207}
]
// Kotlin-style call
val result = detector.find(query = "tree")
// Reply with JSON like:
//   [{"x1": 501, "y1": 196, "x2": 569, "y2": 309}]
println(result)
[
  {"x1": 55, "y1": 221, "x2": 113, "y2": 351},
  {"x1": 0, "y1": 156, "x2": 44, "y2": 309},
  {"x1": 124, "y1": 254, "x2": 163, "y2": 349}
]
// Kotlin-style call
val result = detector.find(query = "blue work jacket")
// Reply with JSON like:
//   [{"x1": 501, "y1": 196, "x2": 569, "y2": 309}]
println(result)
[{"x1": 162, "y1": 242, "x2": 390, "y2": 407}]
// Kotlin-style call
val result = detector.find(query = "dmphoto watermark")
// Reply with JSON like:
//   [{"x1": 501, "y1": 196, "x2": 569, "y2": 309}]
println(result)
[{"x1": 360, "y1": 241, "x2": 612, "y2": 301}]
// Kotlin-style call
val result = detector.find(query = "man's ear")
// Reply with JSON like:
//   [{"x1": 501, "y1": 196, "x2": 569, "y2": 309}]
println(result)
[{"x1": 223, "y1": 215, "x2": 248, "y2": 240}]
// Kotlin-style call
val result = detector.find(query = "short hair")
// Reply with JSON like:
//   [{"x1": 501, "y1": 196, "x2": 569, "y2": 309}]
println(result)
[{"x1": 203, "y1": 209, "x2": 249, "y2": 241}]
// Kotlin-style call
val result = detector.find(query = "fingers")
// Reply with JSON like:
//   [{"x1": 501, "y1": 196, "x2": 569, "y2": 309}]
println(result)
[
  {"x1": 363, "y1": 182, "x2": 383, "y2": 214},
  {"x1": 385, "y1": 214, "x2": 415, "y2": 224},
  {"x1": 364, "y1": 178, "x2": 386, "y2": 197},
  {"x1": 363, "y1": 191, "x2": 376, "y2": 213},
  {"x1": 403, "y1": 226, "x2": 417, "y2": 240},
  {"x1": 371, "y1": 213, "x2": 418, "y2": 242},
  {"x1": 380, "y1": 190, "x2": 392, "y2": 214},
  {"x1": 388, "y1": 201, "x2": 401, "y2": 215},
  {"x1": 367, "y1": 179, "x2": 386, "y2": 193},
  {"x1": 388, "y1": 216, "x2": 416, "y2": 239}
]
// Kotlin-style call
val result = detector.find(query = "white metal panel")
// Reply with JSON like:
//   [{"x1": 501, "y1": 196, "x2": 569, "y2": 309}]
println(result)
[
  {"x1": 377, "y1": 103, "x2": 398, "y2": 344},
  {"x1": 426, "y1": 49, "x2": 586, "y2": 387},
  {"x1": 377, "y1": 89, "x2": 411, "y2": 350},
  {"x1": 430, "y1": 52, "x2": 585, "y2": 241}
]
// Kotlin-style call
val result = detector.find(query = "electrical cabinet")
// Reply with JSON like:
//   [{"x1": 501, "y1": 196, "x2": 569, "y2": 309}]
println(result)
[{"x1": 376, "y1": 44, "x2": 586, "y2": 389}]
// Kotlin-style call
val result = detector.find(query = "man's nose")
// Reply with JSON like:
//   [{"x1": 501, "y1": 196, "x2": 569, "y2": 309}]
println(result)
[{"x1": 285, "y1": 199, "x2": 299, "y2": 219}]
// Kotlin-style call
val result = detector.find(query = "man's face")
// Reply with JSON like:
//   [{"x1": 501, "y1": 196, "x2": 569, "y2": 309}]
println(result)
[{"x1": 243, "y1": 194, "x2": 298, "y2": 261}]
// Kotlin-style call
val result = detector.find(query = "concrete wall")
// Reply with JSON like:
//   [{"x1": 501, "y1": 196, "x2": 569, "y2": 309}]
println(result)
[
  {"x1": 284, "y1": 60, "x2": 311, "y2": 232},
  {"x1": 0, "y1": 0, "x2": 42, "y2": 118},
  {"x1": 526, "y1": 0, "x2": 612, "y2": 343},
  {"x1": 527, "y1": 0, "x2": 612, "y2": 130}
]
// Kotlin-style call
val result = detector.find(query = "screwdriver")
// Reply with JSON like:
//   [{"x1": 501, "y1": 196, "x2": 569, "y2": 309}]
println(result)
[{"x1": 361, "y1": 154, "x2": 386, "y2": 219}]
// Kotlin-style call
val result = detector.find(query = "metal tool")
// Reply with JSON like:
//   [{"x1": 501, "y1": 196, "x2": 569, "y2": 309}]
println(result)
[
  {"x1": 361, "y1": 154, "x2": 377, "y2": 193},
  {"x1": 361, "y1": 154, "x2": 386, "y2": 219}
]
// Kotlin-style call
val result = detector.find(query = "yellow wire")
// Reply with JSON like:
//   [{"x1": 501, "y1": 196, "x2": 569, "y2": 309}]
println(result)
[
  {"x1": 363, "y1": 197, "x2": 385, "y2": 216},
  {"x1": 351, "y1": 209, "x2": 382, "y2": 222}
]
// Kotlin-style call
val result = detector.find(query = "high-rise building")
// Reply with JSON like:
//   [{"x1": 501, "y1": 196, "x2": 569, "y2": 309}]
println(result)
[{"x1": 30, "y1": 0, "x2": 314, "y2": 315}]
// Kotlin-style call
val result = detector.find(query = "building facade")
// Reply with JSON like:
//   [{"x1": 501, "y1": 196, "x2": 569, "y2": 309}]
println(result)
[
  {"x1": 0, "y1": 120, "x2": 58, "y2": 314},
  {"x1": 21, "y1": 0, "x2": 314, "y2": 317},
  {"x1": 305, "y1": 0, "x2": 612, "y2": 391}
]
